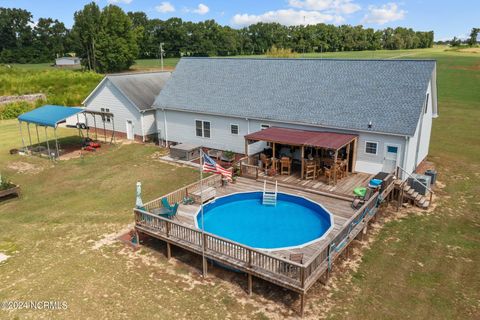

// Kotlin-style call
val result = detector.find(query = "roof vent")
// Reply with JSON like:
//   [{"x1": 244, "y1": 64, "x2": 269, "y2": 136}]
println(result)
[{"x1": 368, "y1": 121, "x2": 372, "y2": 129}]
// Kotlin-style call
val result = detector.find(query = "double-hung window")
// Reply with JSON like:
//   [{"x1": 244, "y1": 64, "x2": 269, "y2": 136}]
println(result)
[
  {"x1": 195, "y1": 120, "x2": 211, "y2": 138},
  {"x1": 230, "y1": 124, "x2": 239, "y2": 135}
]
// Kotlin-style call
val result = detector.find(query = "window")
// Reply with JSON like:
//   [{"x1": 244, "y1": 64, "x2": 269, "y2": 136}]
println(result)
[
  {"x1": 365, "y1": 141, "x2": 378, "y2": 155},
  {"x1": 424, "y1": 93, "x2": 429, "y2": 114},
  {"x1": 195, "y1": 120, "x2": 211, "y2": 138},
  {"x1": 261, "y1": 124, "x2": 270, "y2": 130},
  {"x1": 105, "y1": 108, "x2": 111, "y2": 123},
  {"x1": 230, "y1": 124, "x2": 239, "y2": 135},
  {"x1": 387, "y1": 146, "x2": 398, "y2": 154}
]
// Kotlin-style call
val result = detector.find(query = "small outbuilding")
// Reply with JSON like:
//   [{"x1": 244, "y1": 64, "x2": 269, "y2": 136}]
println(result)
[
  {"x1": 82, "y1": 72, "x2": 171, "y2": 141},
  {"x1": 55, "y1": 57, "x2": 81, "y2": 67}
]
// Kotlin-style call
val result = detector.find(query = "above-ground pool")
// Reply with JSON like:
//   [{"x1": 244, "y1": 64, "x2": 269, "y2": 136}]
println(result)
[{"x1": 196, "y1": 192, "x2": 333, "y2": 250}]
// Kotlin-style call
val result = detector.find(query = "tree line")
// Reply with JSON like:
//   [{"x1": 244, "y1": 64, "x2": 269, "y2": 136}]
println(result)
[{"x1": 1, "y1": 2, "x2": 436, "y2": 72}]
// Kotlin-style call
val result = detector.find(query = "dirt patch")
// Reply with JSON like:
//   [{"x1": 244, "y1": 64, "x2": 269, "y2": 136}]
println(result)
[
  {"x1": 457, "y1": 48, "x2": 480, "y2": 53},
  {"x1": 0, "y1": 252, "x2": 10, "y2": 263},
  {"x1": 449, "y1": 63, "x2": 480, "y2": 71},
  {"x1": 7, "y1": 161, "x2": 44, "y2": 174},
  {"x1": 90, "y1": 224, "x2": 134, "y2": 250}
]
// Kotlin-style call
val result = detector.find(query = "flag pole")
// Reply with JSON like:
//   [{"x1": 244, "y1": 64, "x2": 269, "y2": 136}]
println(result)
[{"x1": 200, "y1": 148, "x2": 207, "y2": 277}]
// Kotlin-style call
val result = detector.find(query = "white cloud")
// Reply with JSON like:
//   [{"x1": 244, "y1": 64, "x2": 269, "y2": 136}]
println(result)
[
  {"x1": 362, "y1": 3, "x2": 406, "y2": 25},
  {"x1": 155, "y1": 2, "x2": 175, "y2": 13},
  {"x1": 232, "y1": 9, "x2": 344, "y2": 27},
  {"x1": 193, "y1": 3, "x2": 210, "y2": 15},
  {"x1": 288, "y1": 0, "x2": 361, "y2": 14},
  {"x1": 107, "y1": 0, "x2": 133, "y2": 4}
]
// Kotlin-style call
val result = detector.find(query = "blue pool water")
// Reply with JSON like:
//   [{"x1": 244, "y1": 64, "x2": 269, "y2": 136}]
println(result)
[{"x1": 196, "y1": 192, "x2": 332, "y2": 250}]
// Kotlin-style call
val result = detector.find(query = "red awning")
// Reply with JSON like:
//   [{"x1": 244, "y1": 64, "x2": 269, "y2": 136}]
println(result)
[{"x1": 245, "y1": 127, "x2": 357, "y2": 150}]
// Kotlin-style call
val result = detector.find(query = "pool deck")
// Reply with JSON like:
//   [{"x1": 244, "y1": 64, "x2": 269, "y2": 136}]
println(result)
[
  {"x1": 172, "y1": 177, "x2": 355, "y2": 262},
  {"x1": 135, "y1": 173, "x2": 396, "y2": 316}
]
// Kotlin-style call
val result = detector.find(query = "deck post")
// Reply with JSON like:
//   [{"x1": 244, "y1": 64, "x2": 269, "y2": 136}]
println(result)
[
  {"x1": 244, "y1": 138, "x2": 248, "y2": 159},
  {"x1": 272, "y1": 142, "x2": 276, "y2": 171},
  {"x1": 202, "y1": 233, "x2": 208, "y2": 277},
  {"x1": 333, "y1": 149, "x2": 338, "y2": 185},
  {"x1": 247, "y1": 273, "x2": 253, "y2": 296},
  {"x1": 103, "y1": 118, "x2": 107, "y2": 143},
  {"x1": 346, "y1": 141, "x2": 351, "y2": 174},
  {"x1": 54, "y1": 127, "x2": 60, "y2": 158},
  {"x1": 166, "y1": 242, "x2": 171, "y2": 260},
  {"x1": 300, "y1": 146, "x2": 305, "y2": 179},
  {"x1": 300, "y1": 292, "x2": 306, "y2": 317},
  {"x1": 351, "y1": 138, "x2": 358, "y2": 172},
  {"x1": 93, "y1": 114, "x2": 98, "y2": 141}
]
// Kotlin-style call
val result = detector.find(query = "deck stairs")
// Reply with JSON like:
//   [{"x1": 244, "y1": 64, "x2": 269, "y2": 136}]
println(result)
[
  {"x1": 262, "y1": 180, "x2": 278, "y2": 206},
  {"x1": 394, "y1": 179, "x2": 431, "y2": 209}
]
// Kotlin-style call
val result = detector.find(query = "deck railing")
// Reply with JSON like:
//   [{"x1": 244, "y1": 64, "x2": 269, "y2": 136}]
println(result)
[
  {"x1": 134, "y1": 208, "x2": 304, "y2": 289},
  {"x1": 135, "y1": 172, "x2": 396, "y2": 292},
  {"x1": 143, "y1": 174, "x2": 222, "y2": 212}
]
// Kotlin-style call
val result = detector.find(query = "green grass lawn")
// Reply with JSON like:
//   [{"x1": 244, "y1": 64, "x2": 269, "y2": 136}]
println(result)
[{"x1": 0, "y1": 47, "x2": 479, "y2": 319}]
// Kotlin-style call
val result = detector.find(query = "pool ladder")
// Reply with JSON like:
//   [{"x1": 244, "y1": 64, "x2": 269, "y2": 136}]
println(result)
[{"x1": 262, "y1": 180, "x2": 277, "y2": 206}]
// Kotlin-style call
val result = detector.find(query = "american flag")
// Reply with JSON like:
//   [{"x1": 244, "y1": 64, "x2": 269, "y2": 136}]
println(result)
[{"x1": 202, "y1": 153, "x2": 232, "y2": 181}]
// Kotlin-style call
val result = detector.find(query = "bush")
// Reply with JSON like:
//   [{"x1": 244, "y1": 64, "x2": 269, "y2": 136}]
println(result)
[
  {"x1": 0, "y1": 66, "x2": 103, "y2": 119},
  {"x1": 0, "y1": 174, "x2": 15, "y2": 191}
]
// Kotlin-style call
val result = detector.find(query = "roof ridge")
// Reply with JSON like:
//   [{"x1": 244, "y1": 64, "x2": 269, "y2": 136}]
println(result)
[
  {"x1": 180, "y1": 57, "x2": 437, "y2": 62},
  {"x1": 106, "y1": 70, "x2": 172, "y2": 77}
]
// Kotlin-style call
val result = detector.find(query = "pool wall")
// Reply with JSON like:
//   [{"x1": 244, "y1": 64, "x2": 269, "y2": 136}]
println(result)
[{"x1": 195, "y1": 191, "x2": 335, "y2": 251}]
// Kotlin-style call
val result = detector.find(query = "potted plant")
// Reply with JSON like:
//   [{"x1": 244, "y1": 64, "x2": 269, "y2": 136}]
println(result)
[
  {"x1": 0, "y1": 174, "x2": 19, "y2": 198},
  {"x1": 222, "y1": 150, "x2": 235, "y2": 163}
]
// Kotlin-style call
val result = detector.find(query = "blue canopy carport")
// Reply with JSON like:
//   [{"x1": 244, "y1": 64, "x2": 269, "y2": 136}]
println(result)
[{"x1": 18, "y1": 105, "x2": 84, "y2": 159}]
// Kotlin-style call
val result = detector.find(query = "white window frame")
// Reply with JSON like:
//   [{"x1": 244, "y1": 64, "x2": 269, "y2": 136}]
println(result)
[
  {"x1": 230, "y1": 123, "x2": 239, "y2": 135},
  {"x1": 365, "y1": 140, "x2": 379, "y2": 155},
  {"x1": 260, "y1": 124, "x2": 270, "y2": 130},
  {"x1": 195, "y1": 119, "x2": 211, "y2": 138}
]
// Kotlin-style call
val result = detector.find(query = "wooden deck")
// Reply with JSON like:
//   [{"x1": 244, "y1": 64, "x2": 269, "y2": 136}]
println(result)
[
  {"x1": 134, "y1": 173, "x2": 396, "y2": 315},
  {"x1": 259, "y1": 171, "x2": 373, "y2": 197},
  {"x1": 167, "y1": 178, "x2": 355, "y2": 262}
]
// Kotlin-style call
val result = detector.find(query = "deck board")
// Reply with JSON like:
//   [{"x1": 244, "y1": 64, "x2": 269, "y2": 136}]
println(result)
[{"x1": 171, "y1": 177, "x2": 356, "y2": 262}]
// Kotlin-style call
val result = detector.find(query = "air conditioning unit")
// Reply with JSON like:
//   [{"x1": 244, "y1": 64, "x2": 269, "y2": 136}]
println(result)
[{"x1": 408, "y1": 174, "x2": 432, "y2": 196}]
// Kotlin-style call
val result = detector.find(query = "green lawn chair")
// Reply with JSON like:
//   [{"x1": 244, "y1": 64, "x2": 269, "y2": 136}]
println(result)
[{"x1": 159, "y1": 202, "x2": 179, "y2": 219}]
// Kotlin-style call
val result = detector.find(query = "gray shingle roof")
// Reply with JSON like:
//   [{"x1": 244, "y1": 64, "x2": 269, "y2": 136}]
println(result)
[
  {"x1": 109, "y1": 72, "x2": 171, "y2": 111},
  {"x1": 154, "y1": 58, "x2": 436, "y2": 136}
]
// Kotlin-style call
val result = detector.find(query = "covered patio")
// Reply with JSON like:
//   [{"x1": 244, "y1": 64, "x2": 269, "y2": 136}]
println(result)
[{"x1": 244, "y1": 127, "x2": 358, "y2": 186}]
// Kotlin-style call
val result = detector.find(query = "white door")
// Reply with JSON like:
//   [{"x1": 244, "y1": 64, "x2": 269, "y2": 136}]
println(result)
[
  {"x1": 383, "y1": 144, "x2": 399, "y2": 173},
  {"x1": 126, "y1": 120, "x2": 134, "y2": 140}
]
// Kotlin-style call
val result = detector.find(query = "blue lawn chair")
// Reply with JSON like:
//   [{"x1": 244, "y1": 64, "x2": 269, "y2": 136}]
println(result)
[{"x1": 159, "y1": 203, "x2": 179, "y2": 219}]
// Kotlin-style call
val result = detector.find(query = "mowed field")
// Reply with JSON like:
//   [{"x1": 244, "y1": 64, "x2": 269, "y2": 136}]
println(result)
[{"x1": 0, "y1": 47, "x2": 479, "y2": 319}]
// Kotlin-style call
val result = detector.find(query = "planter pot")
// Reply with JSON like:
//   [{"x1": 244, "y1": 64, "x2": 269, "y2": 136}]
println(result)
[{"x1": 0, "y1": 185, "x2": 20, "y2": 198}]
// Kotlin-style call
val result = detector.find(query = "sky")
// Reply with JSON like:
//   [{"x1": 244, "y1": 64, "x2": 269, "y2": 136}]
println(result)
[{"x1": 0, "y1": 0, "x2": 478, "y2": 41}]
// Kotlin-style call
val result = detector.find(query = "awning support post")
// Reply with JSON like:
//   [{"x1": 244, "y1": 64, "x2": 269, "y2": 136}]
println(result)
[
  {"x1": 26, "y1": 123, "x2": 33, "y2": 150},
  {"x1": 93, "y1": 114, "x2": 98, "y2": 141},
  {"x1": 44, "y1": 126, "x2": 51, "y2": 159},
  {"x1": 18, "y1": 120, "x2": 26, "y2": 153},
  {"x1": 301, "y1": 145, "x2": 305, "y2": 179},
  {"x1": 54, "y1": 127, "x2": 60, "y2": 158},
  {"x1": 111, "y1": 114, "x2": 116, "y2": 144},
  {"x1": 35, "y1": 124, "x2": 40, "y2": 144},
  {"x1": 103, "y1": 117, "x2": 106, "y2": 143},
  {"x1": 333, "y1": 149, "x2": 338, "y2": 185}
]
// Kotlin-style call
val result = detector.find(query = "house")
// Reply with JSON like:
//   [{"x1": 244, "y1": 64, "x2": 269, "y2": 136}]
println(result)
[
  {"x1": 55, "y1": 57, "x2": 81, "y2": 67},
  {"x1": 153, "y1": 58, "x2": 437, "y2": 176},
  {"x1": 82, "y1": 71, "x2": 171, "y2": 141}
]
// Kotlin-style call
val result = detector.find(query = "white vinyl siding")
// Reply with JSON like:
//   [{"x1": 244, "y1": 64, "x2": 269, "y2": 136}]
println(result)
[{"x1": 84, "y1": 79, "x2": 143, "y2": 137}]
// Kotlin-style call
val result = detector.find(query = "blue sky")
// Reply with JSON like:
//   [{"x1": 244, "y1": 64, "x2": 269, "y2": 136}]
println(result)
[{"x1": 0, "y1": 0, "x2": 478, "y2": 40}]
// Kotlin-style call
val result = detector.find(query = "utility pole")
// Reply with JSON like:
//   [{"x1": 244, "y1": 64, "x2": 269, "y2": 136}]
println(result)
[{"x1": 159, "y1": 42, "x2": 165, "y2": 71}]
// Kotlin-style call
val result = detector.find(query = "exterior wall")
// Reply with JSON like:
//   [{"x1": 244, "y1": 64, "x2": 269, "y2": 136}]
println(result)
[
  {"x1": 56, "y1": 58, "x2": 80, "y2": 66},
  {"x1": 84, "y1": 79, "x2": 143, "y2": 138},
  {"x1": 142, "y1": 110, "x2": 157, "y2": 135},
  {"x1": 157, "y1": 109, "x2": 409, "y2": 175},
  {"x1": 416, "y1": 81, "x2": 433, "y2": 166}
]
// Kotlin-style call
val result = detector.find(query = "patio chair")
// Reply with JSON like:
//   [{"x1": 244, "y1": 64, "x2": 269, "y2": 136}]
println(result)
[
  {"x1": 260, "y1": 153, "x2": 272, "y2": 170},
  {"x1": 280, "y1": 157, "x2": 291, "y2": 175},
  {"x1": 351, "y1": 187, "x2": 375, "y2": 209},
  {"x1": 159, "y1": 203, "x2": 179, "y2": 219},
  {"x1": 304, "y1": 162, "x2": 316, "y2": 180},
  {"x1": 324, "y1": 167, "x2": 333, "y2": 185},
  {"x1": 161, "y1": 197, "x2": 176, "y2": 211}
]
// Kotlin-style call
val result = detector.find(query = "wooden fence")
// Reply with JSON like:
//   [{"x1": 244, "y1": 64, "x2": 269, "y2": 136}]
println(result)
[{"x1": 135, "y1": 173, "x2": 395, "y2": 293}]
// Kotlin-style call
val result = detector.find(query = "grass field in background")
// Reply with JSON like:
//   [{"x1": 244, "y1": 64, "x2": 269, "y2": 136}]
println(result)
[{"x1": 0, "y1": 47, "x2": 479, "y2": 319}]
